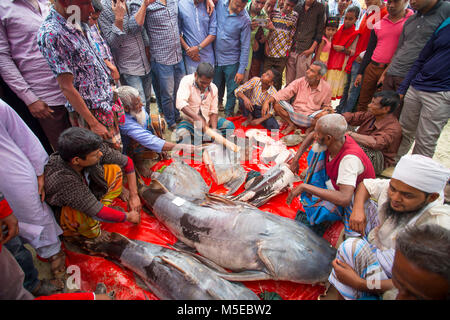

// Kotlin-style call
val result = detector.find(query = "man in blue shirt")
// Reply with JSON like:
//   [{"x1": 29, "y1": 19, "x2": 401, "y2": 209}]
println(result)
[
  {"x1": 117, "y1": 86, "x2": 194, "y2": 176},
  {"x1": 179, "y1": 0, "x2": 217, "y2": 75},
  {"x1": 395, "y1": 18, "x2": 450, "y2": 160},
  {"x1": 213, "y1": 0, "x2": 251, "y2": 117}
]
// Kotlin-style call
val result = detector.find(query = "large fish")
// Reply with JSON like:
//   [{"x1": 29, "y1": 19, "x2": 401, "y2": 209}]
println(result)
[
  {"x1": 140, "y1": 179, "x2": 337, "y2": 285},
  {"x1": 80, "y1": 232, "x2": 259, "y2": 300},
  {"x1": 202, "y1": 143, "x2": 246, "y2": 195},
  {"x1": 231, "y1": 163, "x2": 299, "y2": 207},
  {"x1": 151, "y1": 158, "x2": 209, "y2": 201}
]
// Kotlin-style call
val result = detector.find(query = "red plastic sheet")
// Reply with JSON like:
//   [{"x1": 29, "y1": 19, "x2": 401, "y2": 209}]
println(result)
[{"x1": 65, "y1": 116, "x2": 343, "y2": 300}]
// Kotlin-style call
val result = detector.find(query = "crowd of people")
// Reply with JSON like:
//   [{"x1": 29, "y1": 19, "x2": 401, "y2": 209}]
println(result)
[{"x1": 0, "y1": 0, "x2": 449, "y2": 301}]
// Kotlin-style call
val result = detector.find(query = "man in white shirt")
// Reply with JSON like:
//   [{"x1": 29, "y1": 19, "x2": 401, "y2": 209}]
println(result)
[{"x1": 327, "y1": 154, "x2": 450, "y2": 300}]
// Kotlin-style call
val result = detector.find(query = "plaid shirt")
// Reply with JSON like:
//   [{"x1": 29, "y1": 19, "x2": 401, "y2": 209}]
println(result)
[
  {"x1": 97, "y1": 0, "x2": 150, "y2": 76},
  {"x1": 129, "y1": 0, "x2": 182, "y2": 66},
  {"x1": 266, "y1": 9, "x2": 298, "y2": 58},
  {"x1": 234, "y1": 76, "x2": 277, "y2": 106}
]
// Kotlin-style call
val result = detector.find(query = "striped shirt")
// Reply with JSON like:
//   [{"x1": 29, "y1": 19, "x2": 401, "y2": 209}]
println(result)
[
  {"x1": 234, "y1": 77, "x2": 277, "y2": 106},
  {"x1": 129, "y1": 0, "x2": 183, "y2": 66},
  {"x1": 266, "y1": 9, "x2": 298, "y2": 58},
  {"x1": 98, "y1": 0, "x2": 150, "y2": 76}
]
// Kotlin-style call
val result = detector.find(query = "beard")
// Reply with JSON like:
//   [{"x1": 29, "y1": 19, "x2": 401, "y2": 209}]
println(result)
[
  {"x1": 312, "y1": 142, "x2": 328, "y2": 153},
  {"x1": 131, "y1": 108, "x2": 147, "y2": 128},
  {"x1": 382, "y1": 200, "x2": 427, "y2": 227}
]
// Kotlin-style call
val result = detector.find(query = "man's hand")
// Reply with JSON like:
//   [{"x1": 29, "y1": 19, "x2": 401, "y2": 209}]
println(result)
[
  {"x1": 109, "y1": 64, "x2": 120, "y2": 82},
  {"x1": 377, "y1": 72, "x2": 385, "y2": 87},
  {"x1": 90, "y1": 122, "x2": 113, "y2": 139},
  {"x1": 399, "y1": 94, "x2": 404, "y2": 100},
  {"x1": 37, "y1": 174, "x2": 45, "y2": 202},
  {"x1": 332, "y1": 258, "x2": 363, "y2": 289},
  {"x1": 186, "y1": 46, "x2": 201, "y2": 62},
  {"x1": 289, "y1": 159, "x2": 300, "y2": 176},
  {"x1": 206, "y1": 0, "x2": 215, "y2": 15},
  {"x1": 234, "y1": 73, "x2": 244, "y2": 85},
  {"x1": 28, "y1": 100, "x2": 54, "y2": 119},
  {"x1": 243, "y1": 96, "x2": 254, "y2": 112},
  {"x1": 349, "y1": 206, "x2": 366, "y2": 235},
  {"x1": 126, "y1": 210, "x2": 141, "y2": 224},
  {"x1": 112, "y1": 0, "x2": 126, "y2": 20},
  {"x1": 0, "y1": 214, "x2": 19, "y2": 245},
  {"x1": 300, "y1": 48, "x2": 314, "y2": 57},
  {"x1": 266, "y1": 19, "x2": 275, "y2": 31},
  {"x1": 286, "y1": 183, "x2": 305, "y2": 205},
  {"x1": 252, "y1": 40, "x2": 260, "y2": 52},
  {"x1": 354, "y1": 74, "x2": 362, "y2": 87},
  {"x1": 128, "y1": 194, "x2": 142, "y2": 213}
]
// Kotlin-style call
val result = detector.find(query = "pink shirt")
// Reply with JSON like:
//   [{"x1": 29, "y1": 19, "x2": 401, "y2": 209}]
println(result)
[
  {"x1": 371, "y1": 9, "x2": 414, "y2": 64},
  {"x1": 273, "y1": 77, "x2": 332, "y2": 115},
  {"x1": 0, "y1": 0, "x2": 66, "y2": 106},
  {"x1": 176, "y1": 73, "x2": 218, "y2": 125}
]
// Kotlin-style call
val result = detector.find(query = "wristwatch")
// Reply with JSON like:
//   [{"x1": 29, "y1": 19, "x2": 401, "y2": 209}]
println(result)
[{"x1": 198, "y1": 45, "x2": 203, "y2": 51}]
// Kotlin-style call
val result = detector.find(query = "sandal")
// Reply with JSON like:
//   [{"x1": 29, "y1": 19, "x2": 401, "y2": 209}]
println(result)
[
  {"x1": 32, "y1": 279, "x2": 64, "y2": 297},
  {"x1": 48, "y1": 250, "x2": 67, "y2": 279}
]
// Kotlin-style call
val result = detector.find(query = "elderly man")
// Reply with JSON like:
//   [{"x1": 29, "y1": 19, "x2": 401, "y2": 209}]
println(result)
[
  {"x1": 38, "y1": 0, "x2": 124, "y2": 150},
  {"x1": 287, "y1": 113, "x2": 375, "y2": 231},
  {"x1": 130, "y1": 0, "x2": 186, "y2": 130},
  {"x1": 393, "y1": 224, "x2": 450, "y2": 300},
  {"x1": 176, "y1": 62, "x2": 235, "y2": 144},
  {"x1": 0, "y1": 99, "x2": 65, "y2": 283},
  {"x1": 263, "y1": 61, "x2": 332, "y2": 135},
  {"x1": 44, "y1": 127, "x2": 141, "y2": 241},
  {"x1": 343, "y1": 91, "x2": 402, "y2": 175},
  {"x1": 0, "y1": 0, "x2": 71, "y2": 150},
  {"x1": 213, "y1": 0, "x2": 251, "y2": 117},
  {"x1": 327, "y1": 154, "x2": 450, "y2": 300},
  {"x1": 117, "y1": 85, "x2": 194, "y2": 176},
  {"x1": 179, "y1": 0, "x2": 217, "y2": 75},
  {"x1": 98, "y1": 0, "x2": 152, "y2": 111}
]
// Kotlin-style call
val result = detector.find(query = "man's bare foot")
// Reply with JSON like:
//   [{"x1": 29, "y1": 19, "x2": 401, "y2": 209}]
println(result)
[{"x1": 281, "y1": 124, "x2": 296, "y2": 135}]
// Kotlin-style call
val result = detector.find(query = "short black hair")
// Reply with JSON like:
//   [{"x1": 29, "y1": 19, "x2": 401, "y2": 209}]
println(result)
[
  {"x1": 326, "y1": 16, "x2": 339, "y2": 29},
  {"x1": 286, "y1": 0, "x2": 299, "y2": 5},
  {"x1": 346, "y1": 6, "x2": 360, "y2": 18},
  {"x1": 58, "y1": 127, "x2": 103, "y2": 162},
  {"x1": 373, "y1": 91, "x2": 400, "y2": 113},
  {"x1": 196, "y1": 62, "x2": 215, "y2": 79},
  {"x1": 267, "y1": 68, "x2": 281, "y2": 85}
]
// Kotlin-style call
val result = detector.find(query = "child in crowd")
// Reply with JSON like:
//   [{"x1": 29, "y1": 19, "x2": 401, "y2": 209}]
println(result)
[
  {"x1": 325, "y1": 7, "x2": 360, "y2": 100},
  {"x1": 235, "y1": 68, "x2": 281, "y2": 130},
  {"x1": 315, "y1": 16, "x2": 339, "y2": 65}
]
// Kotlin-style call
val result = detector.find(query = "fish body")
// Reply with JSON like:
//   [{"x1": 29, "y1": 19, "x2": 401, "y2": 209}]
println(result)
[
  {"x1": 231, "y1": 163, "x2": 299, "y2": 207},
  {"x1": 81, "y1": 232, "x2": 259, "y2": 300},
  {"x1": 140, "y1": 180, "x2": 337, "y2": 284}
]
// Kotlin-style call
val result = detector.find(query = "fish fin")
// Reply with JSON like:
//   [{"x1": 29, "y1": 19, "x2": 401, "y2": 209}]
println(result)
[
  {"x1": 216, "y1": 270, "x2": 273, "y2": 282},
  {"x1": 224, "y1": 169, "x2": 247, "y2": 195},
  {"x1": 257, "y1": 242, "x2": 278, "y2": 278},
  {"x1": 171, "y1": 241, "x2": 197, "y2": 253},
  {"x1": 148, "y1": 178, "x2": 169, "y2": 194},
  {"x1": 204, "y1": 193, "x2": 238, "y2": 206},
  {"x1": 169, "y1": 245, "x2": 231, "y2": 274},
  {"x1": 159, "y1": 256, "x2": 199, "y2": 285}
]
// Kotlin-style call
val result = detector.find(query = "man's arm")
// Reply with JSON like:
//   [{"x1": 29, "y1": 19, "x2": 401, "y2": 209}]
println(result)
[
  {"x1": 133, "y1": 0, "x2": 155, "y2": 26},
  {"x1": 56, "y1": 73, "x2": 112, "y2": 139},
  {"x1": 287, "y1": 182, "x2": 355, "y2": 208},
  {"x1": 98, "y1": 0, "x2": 129, "y2": 49},
  {"x1": 236, "y1": 20, "x2": 251, "y2": 83},
  {"x1": 0, "y1": 23, "x2": 53, "y2": 119},
  {"x1": 289, "y1": 131, "x2": 315, "y2": 174}
]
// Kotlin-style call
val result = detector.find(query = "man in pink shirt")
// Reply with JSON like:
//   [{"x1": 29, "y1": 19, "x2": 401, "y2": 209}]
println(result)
[
  {"x1": 0, "y1": 0, "x2": 70, "y2": 150},
  {"x1": 263, "y1": 61, "x2": 332, "y2": 135},
  {"x1": 354, "y1": 0, "x2": 413, "y2": 111}
]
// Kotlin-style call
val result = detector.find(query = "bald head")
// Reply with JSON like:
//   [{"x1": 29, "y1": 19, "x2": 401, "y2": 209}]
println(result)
[{"x1": 316, "y1": 114, "x2": 347, "y2": 142}]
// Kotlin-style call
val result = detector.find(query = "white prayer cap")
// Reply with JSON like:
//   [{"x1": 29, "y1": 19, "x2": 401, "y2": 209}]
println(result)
[{"x1": 392, "y1": 154, "x2": 450, "y2": 194}]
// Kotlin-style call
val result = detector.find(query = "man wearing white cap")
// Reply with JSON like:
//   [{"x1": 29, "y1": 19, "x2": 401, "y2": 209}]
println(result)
[{"x1": 326, "y1": 154, "x2": 450, "y2": 300}]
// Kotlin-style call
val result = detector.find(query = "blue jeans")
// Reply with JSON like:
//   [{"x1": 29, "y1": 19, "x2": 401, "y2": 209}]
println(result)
[
  {"x1": 121, "y1": 72, "x2": 153, "y2": 112},
  {"x1": 337, "y1": 61, "x2": 361, "y2": 114},
  {"x1": 4, "y1": 236, "x2": 40, "y2": 293},
  {"x1": 176, "y1": 118, "x2": 235, "y2": 144},
  {"x1": 151, "y1": 60, "x2": 186, "y2": 127},
  {"x1": 238, "y1": 98, "x2": 279, "y2": 131},
  {"x1": 213, "y1": 63, "x2": 239, "y2": 116}
]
